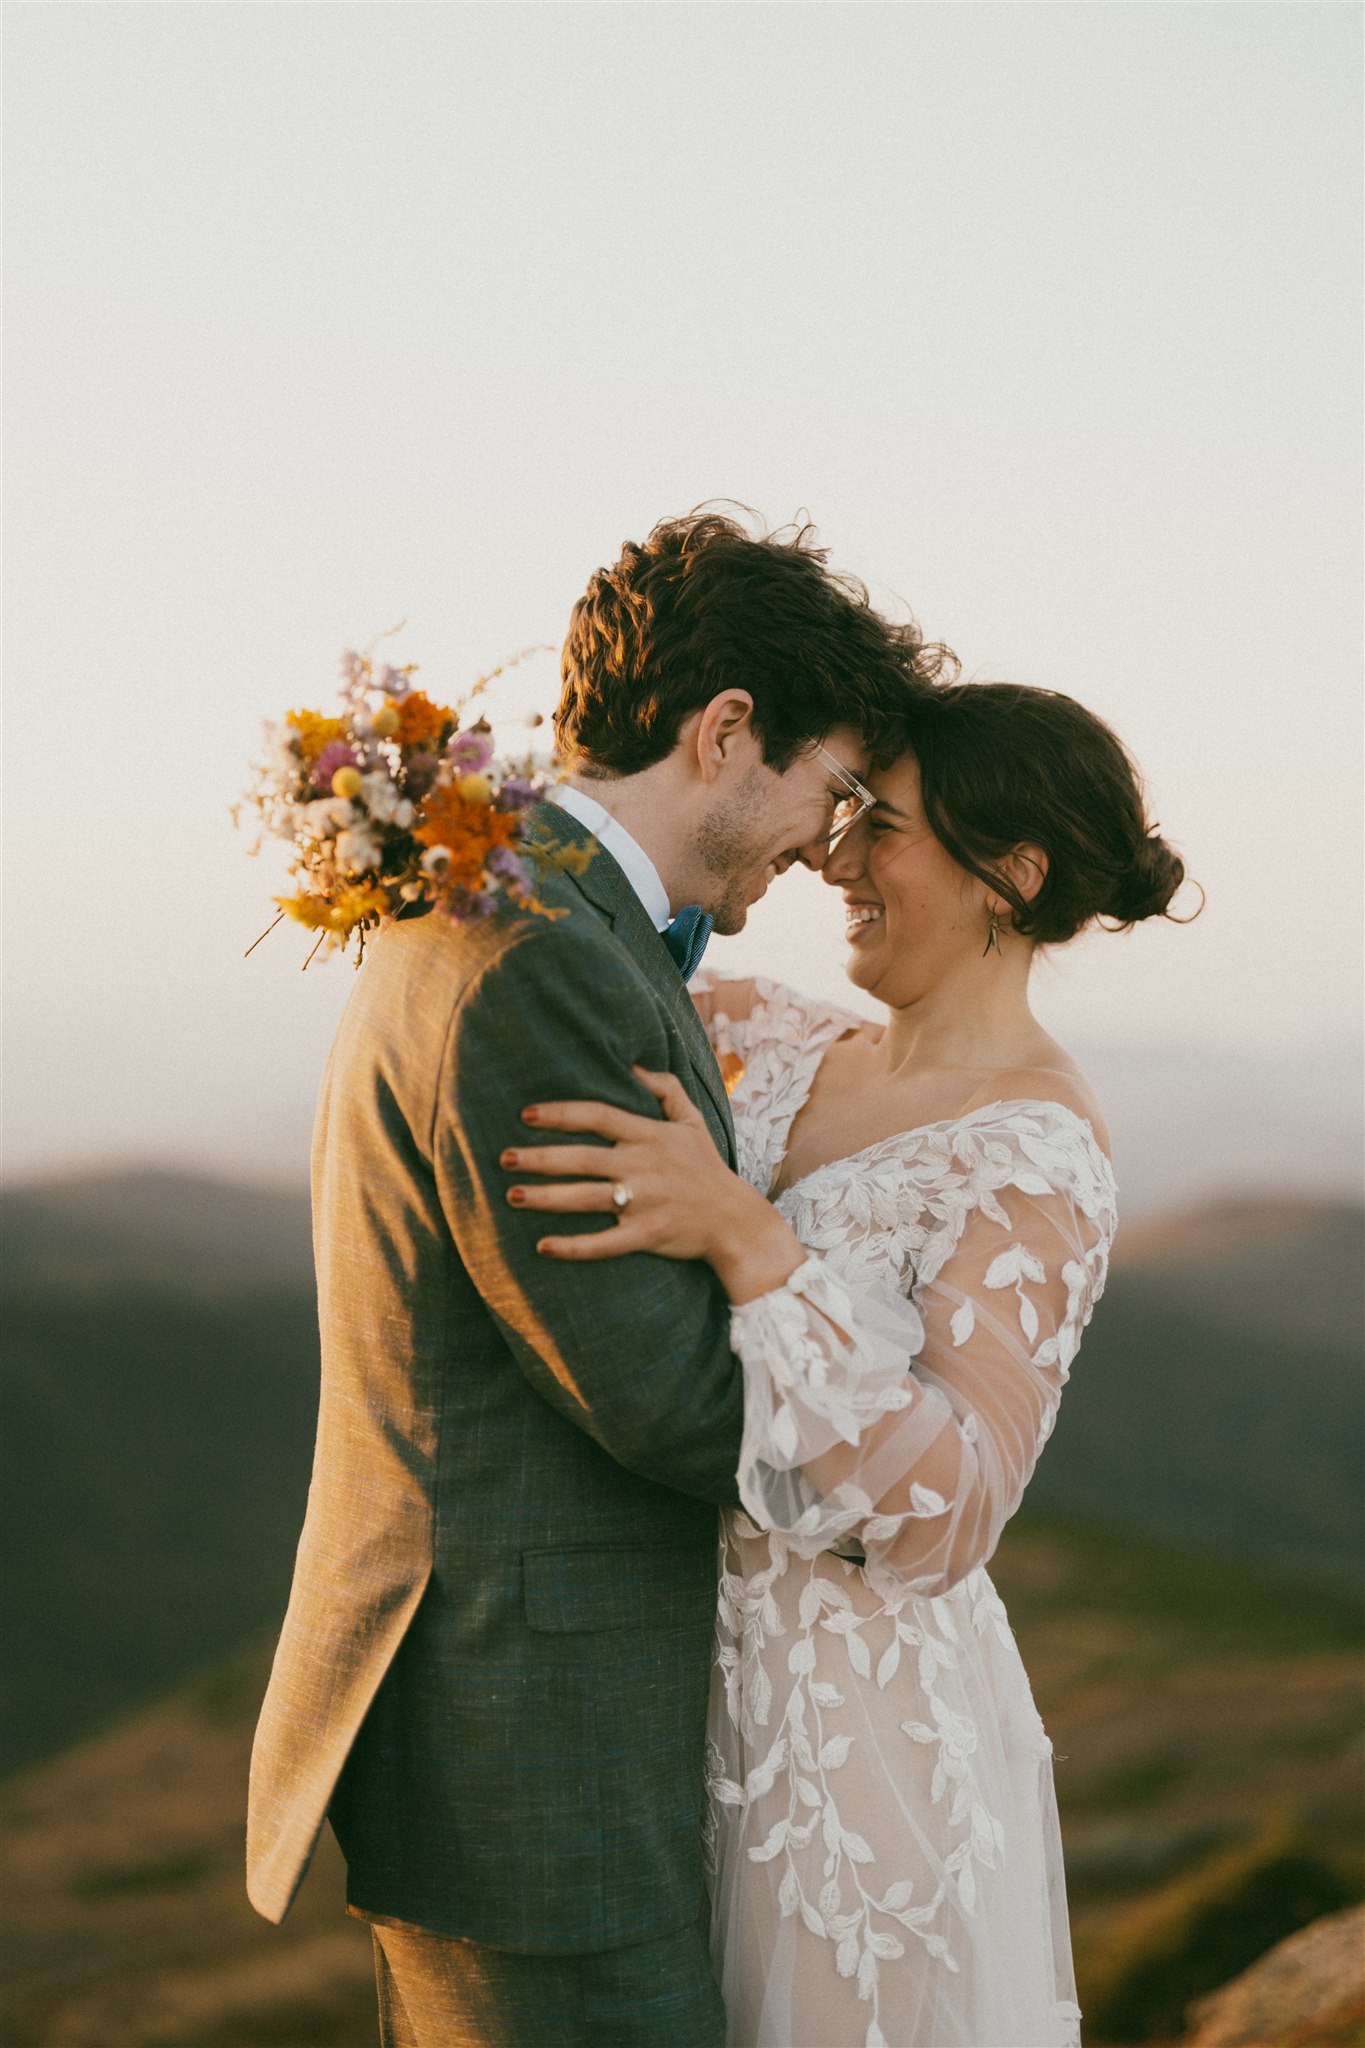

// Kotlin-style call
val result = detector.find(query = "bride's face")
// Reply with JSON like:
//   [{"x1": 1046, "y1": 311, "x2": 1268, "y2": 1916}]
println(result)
[{"x1": 822, "y1": 751, "x2": 997, "y2": 1001}]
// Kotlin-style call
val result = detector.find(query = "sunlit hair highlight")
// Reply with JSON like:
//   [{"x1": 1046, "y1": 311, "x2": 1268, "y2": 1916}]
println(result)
[{"x1": 556, "y1": 506, "x2": 956, "y2": 775}]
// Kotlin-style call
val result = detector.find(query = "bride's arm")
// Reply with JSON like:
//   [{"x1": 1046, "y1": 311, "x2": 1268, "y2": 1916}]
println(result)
[{"x1": 728, "y1": 1167, "x2": 1112, "y2": 1595}]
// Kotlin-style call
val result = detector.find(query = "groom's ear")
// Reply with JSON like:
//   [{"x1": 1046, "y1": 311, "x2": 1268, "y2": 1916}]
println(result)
[
  {"x1": 692, "y1": 690, "x2": 757, "y2": 785},
  {"x1": 1000, "y1": 843, "x2": 1048, "y2": 906}
]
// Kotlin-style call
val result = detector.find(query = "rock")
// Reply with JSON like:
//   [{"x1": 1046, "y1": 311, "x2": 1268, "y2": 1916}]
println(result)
[{"x1": 1184, "y1": 1902, "x2": 1365, "y2": 2046}]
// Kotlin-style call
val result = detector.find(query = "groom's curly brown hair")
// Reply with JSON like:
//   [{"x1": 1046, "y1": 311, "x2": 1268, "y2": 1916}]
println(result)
[{"x1": 556, "y1": 507, "x2": 955, "y2": 775}]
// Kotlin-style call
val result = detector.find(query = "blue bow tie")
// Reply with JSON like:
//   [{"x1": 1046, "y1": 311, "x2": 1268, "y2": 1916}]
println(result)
[{"x1": 661, "y1": 905, "x2": 713, "y2": 982}]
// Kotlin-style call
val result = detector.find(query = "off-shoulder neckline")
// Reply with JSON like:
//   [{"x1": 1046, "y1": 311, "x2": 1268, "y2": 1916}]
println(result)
[
  {"x1": 719, "y1": 974, "x2": 1113, "y2": 1202},
  {"x1": 771, "y1": 1097, "x2": 1115, "y2": 1205}
]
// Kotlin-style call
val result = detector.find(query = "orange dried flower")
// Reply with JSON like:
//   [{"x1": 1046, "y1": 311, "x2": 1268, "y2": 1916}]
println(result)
[
  {"x1": 391, "y1": 691, "x2": 455, "y2": 753},
  {"x1": 718, "y1": 1050, "x2": 745, "y2": 1095},
  {"x1": 414, "y1": 782, "x2": 520, "y2": 888}
]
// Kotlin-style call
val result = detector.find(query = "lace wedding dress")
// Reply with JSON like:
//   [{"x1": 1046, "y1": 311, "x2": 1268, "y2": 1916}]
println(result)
[{"x1": 693, "y1": 973, "x2": 1118, "y2": 2048}]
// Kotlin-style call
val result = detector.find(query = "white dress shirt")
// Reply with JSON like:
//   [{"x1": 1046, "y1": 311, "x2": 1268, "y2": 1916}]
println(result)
[{"x1": 549, "y1": 782, "x2": 672, "y2": 933}]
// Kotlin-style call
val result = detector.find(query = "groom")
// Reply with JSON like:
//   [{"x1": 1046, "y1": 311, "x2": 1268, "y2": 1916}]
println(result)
[{"x1": 247, "y1": 510, "x2": 930, "y2": 2044}]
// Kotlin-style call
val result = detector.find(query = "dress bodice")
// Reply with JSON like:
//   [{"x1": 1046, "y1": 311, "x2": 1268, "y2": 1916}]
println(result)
[{"x1": 703, "y1": 970, "x2": 1116, "y2": 1309}]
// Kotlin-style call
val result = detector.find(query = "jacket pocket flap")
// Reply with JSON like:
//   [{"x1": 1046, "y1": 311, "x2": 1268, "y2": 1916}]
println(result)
[{"x1": 522, "y1": 1545, "x2": 717, "y2": 1634}]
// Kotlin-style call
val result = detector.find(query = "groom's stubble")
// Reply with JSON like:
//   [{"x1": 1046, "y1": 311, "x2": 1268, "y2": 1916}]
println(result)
[{"x1": 695, "y1": 764, "x2": 785, "y2": 935}]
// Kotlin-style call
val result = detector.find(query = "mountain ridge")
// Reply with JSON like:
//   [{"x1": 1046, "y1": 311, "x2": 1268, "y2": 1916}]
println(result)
[{"x1": 2, "y1": 1176, "x2": 1360, "y2": 1775}]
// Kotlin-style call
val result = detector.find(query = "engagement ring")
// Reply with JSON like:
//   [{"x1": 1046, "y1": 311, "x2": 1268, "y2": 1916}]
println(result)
[{"x1": 611, "y1": 1182, "x2": 633, "y2": 1213}]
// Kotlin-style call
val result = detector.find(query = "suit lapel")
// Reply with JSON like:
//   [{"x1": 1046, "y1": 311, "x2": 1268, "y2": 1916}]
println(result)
[
  {"x1": 627, "y1": 906, "x2": 738, "y2": 1161},
  {"x1": 528, "y1": 806, "x2": 737, "y2": 1164}
]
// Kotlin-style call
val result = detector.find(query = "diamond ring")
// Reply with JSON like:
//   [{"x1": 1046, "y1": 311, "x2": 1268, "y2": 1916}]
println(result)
[{"x1": 611, "y1": 1182, "x2": 633, "y2": 1214}]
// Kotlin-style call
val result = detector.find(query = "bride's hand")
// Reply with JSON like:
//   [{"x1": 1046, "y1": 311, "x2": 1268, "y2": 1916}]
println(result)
[{"x1": 502, "y1": 1066, "x2": 804, "y2": 1303}]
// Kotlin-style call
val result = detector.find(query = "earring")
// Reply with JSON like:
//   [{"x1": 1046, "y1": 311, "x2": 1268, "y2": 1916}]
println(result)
[{"x1": 983, "y1": 905, "x2": 1002, "y2": 957}]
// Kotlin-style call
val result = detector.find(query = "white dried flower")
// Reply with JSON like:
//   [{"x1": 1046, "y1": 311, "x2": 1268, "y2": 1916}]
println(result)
[
  {"x1": 360, "y1": 771, "x2": 403, "y2": 824},
  {"x1": 336, "y1": 826, "x2": 381, "y2": 875},
  {"x1": 300, "y1": 797, "x2": 357, "y2": 838}
]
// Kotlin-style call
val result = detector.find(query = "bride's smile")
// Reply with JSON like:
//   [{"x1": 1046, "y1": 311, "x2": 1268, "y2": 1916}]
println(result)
[{"x1": 842, "y1": 899, "x2": 883, "y2": 940}]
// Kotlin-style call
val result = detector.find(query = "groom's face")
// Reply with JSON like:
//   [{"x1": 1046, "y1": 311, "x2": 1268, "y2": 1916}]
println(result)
[{"x1": 696, "y1": 722, "x2": 869, "y2": 936}]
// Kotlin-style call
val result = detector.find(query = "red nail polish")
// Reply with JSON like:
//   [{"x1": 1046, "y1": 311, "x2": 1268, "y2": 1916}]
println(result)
[
  {"x1": 508, "y1": 1188, "x2": 526, "y2": 1206},
  {"x1": 522, "y1": 1107, "x2": 540, "y2": 1125},
  {"x1": 500, "y1": 1150, "x2": 518, "y2": 1168}
]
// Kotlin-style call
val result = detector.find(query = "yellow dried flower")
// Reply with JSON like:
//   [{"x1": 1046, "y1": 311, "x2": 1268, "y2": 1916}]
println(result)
[
  {"x1": 286, "y1": 710, "x2": 347, "y2": 763},
  {"x1": 276, "y1": 883, "x2": 388, "y2": 935}
]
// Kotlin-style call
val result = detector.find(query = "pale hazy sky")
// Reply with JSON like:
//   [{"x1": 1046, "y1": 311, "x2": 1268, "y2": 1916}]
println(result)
[{"x1": 4, "y1": 3, "x2": 1361, "y2": 1187}]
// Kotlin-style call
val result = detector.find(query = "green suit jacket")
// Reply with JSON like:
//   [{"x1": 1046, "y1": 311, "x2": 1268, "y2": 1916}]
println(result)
[{"x1": 246, "y1": 806, "x2": 745, "y2": 1952}]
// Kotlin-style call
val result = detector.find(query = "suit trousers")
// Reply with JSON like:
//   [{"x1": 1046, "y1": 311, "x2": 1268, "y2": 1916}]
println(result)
[{"x1": 370, "y1": 1915, "x2": 726, "y2": 2048}]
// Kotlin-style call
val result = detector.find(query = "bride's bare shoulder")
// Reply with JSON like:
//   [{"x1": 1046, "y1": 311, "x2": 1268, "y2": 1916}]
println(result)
[{"x1": 970, "y1": 1054, "x2": 1111, "y2": 1162}]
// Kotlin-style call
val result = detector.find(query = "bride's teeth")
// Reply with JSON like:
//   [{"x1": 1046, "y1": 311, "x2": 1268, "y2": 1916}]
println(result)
[{"x1": 845, "y1": 905, "x2": 883, "y2": 931}]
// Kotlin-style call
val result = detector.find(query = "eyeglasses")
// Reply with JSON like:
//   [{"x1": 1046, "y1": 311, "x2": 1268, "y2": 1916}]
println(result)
[{"x1": 814, "y1": 742, "x2": 877, "y2": 845}]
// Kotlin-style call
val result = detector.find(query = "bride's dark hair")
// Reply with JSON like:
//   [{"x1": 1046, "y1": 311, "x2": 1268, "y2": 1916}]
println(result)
[{"x1": 902, "y1": 682, "x2": 1194, "y2": 943}]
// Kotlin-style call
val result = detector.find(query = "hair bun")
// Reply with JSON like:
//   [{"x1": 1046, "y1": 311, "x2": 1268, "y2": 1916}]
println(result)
[{"x1": 1108, "y1": 833, "x2": 1185, "y2": 924}]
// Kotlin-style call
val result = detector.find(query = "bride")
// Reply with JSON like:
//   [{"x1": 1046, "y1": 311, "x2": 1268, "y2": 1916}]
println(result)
[{"x1": 503, "y1": 679, "x2": 1188, "y2": 2047}]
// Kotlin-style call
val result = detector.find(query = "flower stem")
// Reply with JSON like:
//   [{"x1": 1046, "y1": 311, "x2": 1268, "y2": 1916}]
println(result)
[{"x1": 243, "y1": 912, "x2": 285, "y2": 959}]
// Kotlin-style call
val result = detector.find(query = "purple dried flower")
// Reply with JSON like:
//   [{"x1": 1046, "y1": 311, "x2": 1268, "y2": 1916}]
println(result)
[
  {"x1": 439, "y1": 885, "x2": 501, "y2": 923},
  {"x1": 312, "y1": 740, "x2": 359, "y2": 791},
  {"x1": 449, "y1": 728, "x2": 494, "y2": 773},
  {"x1": 486, "y1": 843, "x2": 530, "y2": 886},
  {"x1": 496, "y1": 776, "x2": 542, "y2": 812},
  {"x1": 378, "y1": 664, "x2": 412, "y2": 700}
]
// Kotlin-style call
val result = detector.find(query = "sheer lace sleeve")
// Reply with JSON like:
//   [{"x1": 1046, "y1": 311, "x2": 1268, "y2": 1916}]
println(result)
[
  {"x1": 728, "y1": 1106, "x2": 1116, "y2": 1598},
  {"x1": 690, "y1": 972, "x2": 872, "y2": 1185},
  {"x1": 689, "y1": 967, "x2": 767, "y2": 1047},
  {"x1": 691, "y1": 969, "x2": 867, "y2": 1069}
]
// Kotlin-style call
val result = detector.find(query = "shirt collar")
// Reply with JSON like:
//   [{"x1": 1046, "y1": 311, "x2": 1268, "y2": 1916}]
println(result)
[{"x1": 548, "y1": 783, "x2": 672, "y2": 932}]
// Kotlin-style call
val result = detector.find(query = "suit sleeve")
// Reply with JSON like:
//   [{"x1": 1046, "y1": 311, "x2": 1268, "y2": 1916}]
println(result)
[{"x1": 433, "y1": 914, "x2": 745, "y2": 1506}]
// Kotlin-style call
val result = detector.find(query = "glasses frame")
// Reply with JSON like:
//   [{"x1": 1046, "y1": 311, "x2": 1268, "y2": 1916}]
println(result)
[{"x1": 814, "y1": 741, "x2": 877, "y2": 845}]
